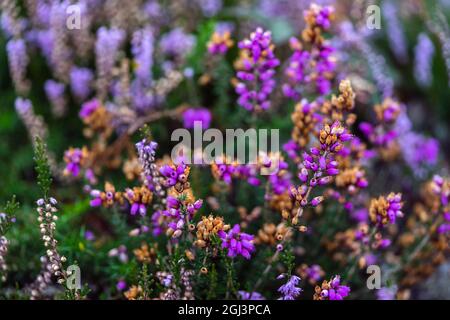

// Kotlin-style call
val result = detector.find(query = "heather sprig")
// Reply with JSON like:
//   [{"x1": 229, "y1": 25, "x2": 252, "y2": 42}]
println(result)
[
  {"x1": 234, "y1": 27, "x2": 280, "y2": 112},
  {"x1": 34, "y1": 137, "x2": 53, "y2": 200}
]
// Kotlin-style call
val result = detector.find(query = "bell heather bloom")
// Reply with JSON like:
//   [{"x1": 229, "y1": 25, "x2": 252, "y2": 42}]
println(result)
[
  {"x1": 164, "y1": 196, "x2": 203, "y2": 238},
  {"x1": 314, "y1": 275, "x2": 350, "y2": 300},
  {"x1": 90, "y1": 182, "x2": 123, "y2": 208},
  {"x1": 159, "y1": 163, "x2": 190, "y2": 191},
  {"x1": 63, "y1": 147, "x2": 89, "y2": 177},
  {"x1": 70, "y1": 67, "x2": 94, "y2": 101},
  {"x1": 124, "y1": 185, "x2": 153, "y2": 216},
  {"x1": 218, "y1": 224, "x2": 255, "y2": 259},
  {"x1": 369, "y1": 193, "x2": 404, "y2": 227},
  {"x1": 291, "y1": 122, "x2": 352, "y2": 210},
  {"x1": 207, "y1": 30, "x2": 233, "y2": 55},
  {"x1": 283, "y1": 4, "x2": 336, "y2": 99},
  {"x1": 277, "y1": 274, "x2": 302, "y2": 300},
  {"x1": 235, "y1": 27, "x2": 280, "y2": 112},
  {"x1": 183, "y1": 108, "x2": 212, "y2": 129},
  {"x1": 382, "y1": 0, "x2": 408, "y2": 63}
]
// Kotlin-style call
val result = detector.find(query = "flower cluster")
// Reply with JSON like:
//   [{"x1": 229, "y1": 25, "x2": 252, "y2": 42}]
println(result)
[
  {"x1": 369, "y1": 193, "x2": 404, "y2": 227},
  {"x1": 195, "y1": 215, "x2": 230, "y2": 248},
  {"x1": 218, "y1": 224, "x2": 255, "y2": 259},
  {"x1": 277, "y1": 274, "x2": 302, "y2": 300},
  {"x1": 313, "y1": 275, "x2": 350, "y2": 300},
  {"x1": 207, "y1": 30, "x2": 233, "y2": 55},
  {"x1": 290, "y1": 121, "x2": 352, "y2": 217},
  {"x1": 235, "y1": 27, "x2": 280, "y2": 112},
  {"x1": 283, "y1": 4, "x2": 336, "y2": 99},
  {"x1": 63, "y1": 147, "x2": 90, "y2": 178}
]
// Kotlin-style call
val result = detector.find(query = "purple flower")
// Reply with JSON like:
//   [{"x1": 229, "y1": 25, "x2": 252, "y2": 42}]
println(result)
[
  {"x1": 6, "y1": 38, "x2": 30, "y2": 94},
  {"x1": 377, "y1": 286, "x2": 397, "y2": 300},
  {"x1": 277, "y1": 274, "x2": 302, "y2": 300},
  {"x1": 159, "y1": 28, "x2": 195, "y2": 59},
  {"x1": 414, "y1": 33, "x2": 435, "y2": 87},
  {"x1": 218, "y1": 224, "x2": 255, "y2": 259},
  {"x1": 238, "y1": 291, "x2": 265, "y2": 300},
  {"x1": 116, "y1": 280, "x2": 127, "y2": 291},
  {"x1": 315, "y1": 275, "x2": 350, "y2": 300},
  {"x1": 45, "y1": 80, "x2": 66, "y2": 117},
  {"x1": 63, "y1": 147, "x2": 88, "y2": 177},
  {"x1": 159, "y1": 163, "x2": 189, "y2": 188},
  {"x1": 79, "y1": 99, "x2": 100, "y2": 119},
  {"x1": 235, "y1": 27, "x2": 280, "y2": 112},
  {"x1": 84, "y1": 230, "x2": 95, "y2": 241},
  {"x1": 183, "y1": 108, "x2": 212, "y2": 129},
  {"x1": 70, "y1": 67, "x2": 94, "y2": 101},
  {"x1": 132, "y1": 27, "x2": 154, "y2": 86}
]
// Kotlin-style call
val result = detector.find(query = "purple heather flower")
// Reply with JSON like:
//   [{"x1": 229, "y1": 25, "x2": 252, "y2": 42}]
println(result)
[
  {"x1": 159, "y1": 163, "x2": 189, "y2": 188},
  {"x1": 84, "y1": 230, "x2": 95, "y2": 241},
  {"x1": 183, "y1": 108, "x2": 212, "y2": 129},
  {"x1": 116, "y1": 280, "x2": 127, "y2": 291},
  {"x1": 235, "y1": 27, "x2": 280, "y2": 112},
  {"x1": 45, "y1": 80, "x2": 66, "y2": 117},
  {"x1": 159, "y1": 28, "x2": 196, "y2": 59},
  {"x1": 238, "y1": 291, "x2": 265, "y2": 300},
  {"x1": 414, "y1": 33, "x2": 435, "y2": 87},
  {"x1": 70, "y1": 67, "x2": 94, "y2": 101},
  {"x1": 197, "y1": 0, "x2": 223, "y2": 17},
  {"x1": 319, "y1": 275, "x2": 351, "y2": 300},
  {"x1": 218, "y1": 224, "x2": 255, "y2": 259},
  {"x1": 63, "y1": 148, "x2": 86, "y2": 177},
  {"x1": 79, "y1": 99, "x2": 100, "y2": 119},
  {"x1": 6, "y1": 38, "x2": 30, "y2": 94},
  {"x1": 305, "y1": 265, "x2": 324, "y2": 283},
  {"x1": 377, "y1": 286, "x2": 397, "y2": 300},
  {"x1": 132, "y1": 27, "x2": 154, "y2": 86},
  {"x1": 277, "y1": 274, "x2": 302, "y2": 300},
  {"x1": 382, "y1": 1, "x2": 408, "y2": 63}
]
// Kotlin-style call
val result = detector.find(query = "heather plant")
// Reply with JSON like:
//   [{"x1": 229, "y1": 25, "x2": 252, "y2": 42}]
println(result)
[{"x1": 0, "y1": 0, "x2": 449, "y2": 301}]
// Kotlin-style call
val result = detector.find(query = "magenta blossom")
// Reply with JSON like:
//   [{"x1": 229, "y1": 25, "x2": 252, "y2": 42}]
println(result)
[
  {"x1": 218, "y1": 224, "x2": 255, "y2": 259},
  {"x1": 182, "y1": 108, "x2": 212, "y2": 129}
]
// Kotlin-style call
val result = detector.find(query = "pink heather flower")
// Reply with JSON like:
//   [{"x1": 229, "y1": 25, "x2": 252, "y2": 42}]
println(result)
[
  {"x1": 218, "y1": 224, "x2": 255, "y2": 259},
  {"x1": 182, "y1": 108, "x2": 212, "y2": 129},
  {"x1": 277, "y1": 274, "x2": 302, "y2": 300},
  {"x1": 235, "y1": 27, "x2": 280, "y2": 112}
]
